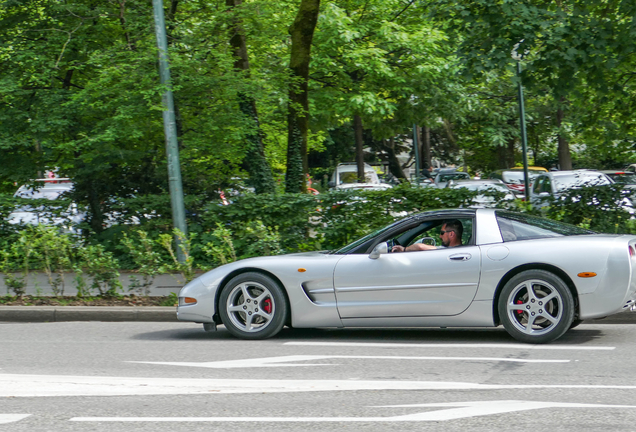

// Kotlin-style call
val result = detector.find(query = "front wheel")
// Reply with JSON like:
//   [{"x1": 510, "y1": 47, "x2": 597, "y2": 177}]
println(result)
[
  {"x1": 219, "y1": 272, "x2": 288, "y2": 340},
  {"x1": 498, "y1": 270, "x2": 574, "y2": 344}
]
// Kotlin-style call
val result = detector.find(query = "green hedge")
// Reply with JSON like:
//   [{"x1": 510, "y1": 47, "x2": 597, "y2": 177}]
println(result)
[{"x1": 2, "y1": 183, "x2": 636, "y2": 298}]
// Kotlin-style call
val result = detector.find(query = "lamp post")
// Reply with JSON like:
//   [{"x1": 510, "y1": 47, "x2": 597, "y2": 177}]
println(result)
[
  {"x1": 512, "y1": 42, "x2": 531, "y2": 201},
  {"x1": 152, "y1": 0, "x2": 187, "y2": 262}
]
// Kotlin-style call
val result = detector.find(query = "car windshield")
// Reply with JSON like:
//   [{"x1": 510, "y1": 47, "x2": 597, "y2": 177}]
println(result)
[
  {"x1": 15, "y1": 188, "x2": 68, "y2": 200},
  {"x1": 340, "y1": 171, "x2": 377, "y2": 184},
  {"x1": 334, "y1": 219, "x2": 406, "y2": 254},
  {"x1": 501, "y1": 170, "x2": 542, "y2": 184},
  {"x1": 553, "y1": 173, "x2": 611, "y2": 191},
  {"x1": 496, "y1": 211, "x2": 595, "y2": 242},
  {"x1": 13, "y1": 186, "x2": 71, "y2": 212},
  {"x1": 438, "y1": 173, "x2": 470, "y2": 182}
]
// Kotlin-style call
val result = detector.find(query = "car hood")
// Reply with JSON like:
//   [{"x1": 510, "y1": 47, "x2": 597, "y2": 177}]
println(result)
[{"x1": 189, "y1": 250, "x2": 339, "y2": 291}]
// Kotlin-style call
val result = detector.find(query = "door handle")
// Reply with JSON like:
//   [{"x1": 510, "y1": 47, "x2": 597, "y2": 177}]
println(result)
[{"x1": 449, "y1": 253, "x2": 472, "y2": 261}]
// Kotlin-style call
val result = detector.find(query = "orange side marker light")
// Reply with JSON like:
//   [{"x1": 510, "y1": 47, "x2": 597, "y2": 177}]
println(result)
[
  {"x1": 184, "y1": 297, "x2": 197, "y2": 304},
  {"x1": 577, "y1": 272, "x2": 597, "y2": 278},
  {"x1": 298, "y1": 268, "x2": 307, "y2": 273}
]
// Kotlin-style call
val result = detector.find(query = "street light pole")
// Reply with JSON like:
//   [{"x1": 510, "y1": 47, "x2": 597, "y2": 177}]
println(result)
[
  {"x1": 515, "y1": 61, "x2": 531, "y2": 201},
  {"x1": 152, "y1": 0, "x2": 187, "y2": 262},
  {"x1": 512, "y1": 41, "x2": 531, "y2": 202}
]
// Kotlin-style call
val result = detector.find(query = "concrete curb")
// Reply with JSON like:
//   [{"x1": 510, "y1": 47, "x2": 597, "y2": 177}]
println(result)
[{"x1": 0, "y1": 306, "x2": 177, "y2": 322}]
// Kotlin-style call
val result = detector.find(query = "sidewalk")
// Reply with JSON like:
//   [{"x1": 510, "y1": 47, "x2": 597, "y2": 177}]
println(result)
[{"x1": 0, "y1": 306, "x2": 177, "y2": 322}]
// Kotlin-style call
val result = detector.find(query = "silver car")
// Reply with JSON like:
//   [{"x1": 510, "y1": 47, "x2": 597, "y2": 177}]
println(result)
[
  {"x1": 177, "y1": 209, "x2": 636, "y2": 344},
  {"x1": 447, "y1": 179, "x2": 516, "y2": 208}
]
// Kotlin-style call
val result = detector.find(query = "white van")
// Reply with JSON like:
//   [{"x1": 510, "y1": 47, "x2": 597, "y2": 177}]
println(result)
[{"x1": 328, "y1": 163, "x2": 392, "y2": 191}]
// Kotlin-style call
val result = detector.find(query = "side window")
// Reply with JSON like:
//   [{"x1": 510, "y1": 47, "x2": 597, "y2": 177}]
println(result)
[
  {"x1": 541, "y1": 178, "x2": 552, "y2": 194},
  {"x1": 398, "y1": 217, "x2": 475, "y2": 248},
  {"x1": 533, "y1": 177, "x2": 543, "y2": 194}
]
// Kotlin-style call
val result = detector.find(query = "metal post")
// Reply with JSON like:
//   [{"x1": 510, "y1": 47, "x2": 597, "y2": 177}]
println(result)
[
  {"x1": 413, "y1": 124, "x2": 420, "y2": 185},
  {"x1": 516, "y1": 61, "x2": 530, "y2": 201},
  {"x1": 152, "y1": 0, "x2": 188, "y2": 262}
]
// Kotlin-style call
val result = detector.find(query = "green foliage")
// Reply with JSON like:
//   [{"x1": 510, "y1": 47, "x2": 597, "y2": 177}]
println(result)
[
  {"x1": 537, "y1": 184, "x2": 635, "y2": 234},
  {"x1": 202, "y1": 223, "x2": 238, "y2": 266},
  {"x1": 31, "y1": 225, "x2": 73, "y2": 296},
  {"x1": 157, "y1": 228, "x2": 196, "y2": 284},
  {"x1": 0, "y1": 227, "x2": 37, "y2": 298},
  {"x1": 121, "y1": 230, "x2": 162, "y2": 296},
  {"x1": 76, "y1": 244, "x2": 122, "y2": 297}
]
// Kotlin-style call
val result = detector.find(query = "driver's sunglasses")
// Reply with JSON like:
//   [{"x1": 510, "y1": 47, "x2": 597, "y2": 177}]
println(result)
[{"x1": 440, "y1": 230, "x2": 455, "y2": 235}]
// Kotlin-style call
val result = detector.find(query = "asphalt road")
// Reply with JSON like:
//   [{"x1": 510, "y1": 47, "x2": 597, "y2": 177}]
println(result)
[{"x1": 2, "y1": 321, "x2": 636, "y2": 431}]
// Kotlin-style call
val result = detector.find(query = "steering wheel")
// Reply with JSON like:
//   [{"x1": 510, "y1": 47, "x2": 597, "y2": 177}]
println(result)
[{"x1": 386, "y1": 238, "x2": 400, "y2": 252}]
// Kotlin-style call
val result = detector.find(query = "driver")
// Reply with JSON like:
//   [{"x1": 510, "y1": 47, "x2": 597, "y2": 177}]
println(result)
[{"x1": 392, "y1": 219, "x2": 463, "y2": 252}]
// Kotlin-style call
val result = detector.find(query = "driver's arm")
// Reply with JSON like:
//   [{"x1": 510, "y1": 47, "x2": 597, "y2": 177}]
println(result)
[{"x1": 392, "y1": 243, "x2": 437, "y2": 252}]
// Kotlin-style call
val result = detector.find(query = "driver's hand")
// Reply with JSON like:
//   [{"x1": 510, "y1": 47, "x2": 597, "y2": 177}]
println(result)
[{"x1": 391, "y1": 245, "x2": 405, "y2": 252}]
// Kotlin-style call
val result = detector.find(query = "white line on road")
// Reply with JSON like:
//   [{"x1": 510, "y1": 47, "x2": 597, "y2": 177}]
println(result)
[
  {"x1": 285, "y1": 342, "x2": 616, "y2": 350},
  {"x1": 0, "y1": 414, "x2": 30, "y2": 424},
  {"x1": 129, "y1": 354, "x2": 569, "y2": 369},
  {"x1": 3, "y1": 374, "x2": 636, "y2": 398},
  {"x1": 69, "y1": 400, "x2": 636, "y2": 422}
]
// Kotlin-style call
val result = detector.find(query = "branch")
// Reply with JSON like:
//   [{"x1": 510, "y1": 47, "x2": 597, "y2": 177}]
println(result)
[{"x1": 390, "y1": 0, "x2": 416, "y2": 22}]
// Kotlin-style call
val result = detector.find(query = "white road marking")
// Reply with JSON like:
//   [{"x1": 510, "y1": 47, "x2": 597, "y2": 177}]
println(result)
[
  {"x1": 0, "y1": 414, "x2": 30, "y2": 424},
  {"x1": 285, "y1": 342, "x2": 616, "y2": 351},
  {"x1": 129, "y1": 354, "x2": 568, "y2": 369},
  {"x1": 3, "y1": 374, "x2": 636, "y2": 398},
  {"x1": 69, "y1": 400, "x2": 636, "y2": 422}
]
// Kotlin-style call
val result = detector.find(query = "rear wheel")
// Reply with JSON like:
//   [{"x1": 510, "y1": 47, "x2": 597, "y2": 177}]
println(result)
[
  {"x1": 219, "y1": 272, "x2": 288, "y2": 340},
  {"x1": 498, "y1": 270, "x2": 574, "y2": 344}
]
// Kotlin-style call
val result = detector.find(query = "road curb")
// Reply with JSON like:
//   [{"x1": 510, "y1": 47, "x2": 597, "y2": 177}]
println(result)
[{"x1": 0, "y1": 306, "x2": 178, "y2": 322}]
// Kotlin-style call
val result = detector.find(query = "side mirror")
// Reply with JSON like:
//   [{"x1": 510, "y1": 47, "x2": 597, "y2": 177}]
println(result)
[
  {"x1": 418, "y1": 237, "x2": 436, "y2": 246},
  {"x1": 369, "y1": 242, "x2": 388, "y2": 259},
  {"x1": 328, "y1": 181, "x2": 336, "y2": 188}
]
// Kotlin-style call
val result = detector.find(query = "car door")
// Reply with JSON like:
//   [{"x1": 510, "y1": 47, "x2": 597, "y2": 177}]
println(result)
[{"x1": 333, "y1": 245, "x2": 481, "y2": 318}]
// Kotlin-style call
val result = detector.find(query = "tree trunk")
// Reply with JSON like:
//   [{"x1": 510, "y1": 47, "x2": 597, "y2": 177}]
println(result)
[
  {"x1": 556, "y1": 105, "x2": 572, "y2": 170},
  {"x1": 496, "y1": 139, "x2": 515, "y2": 169},
  {"x1": 385, "y1": 138, "x2": 407, "y2": 179},
  {"x1": 354, "y1": 115, "x2": 365, "y2": 182},
  {"x1": 285, "y1": 0, "x2": 320, "y2": 193},
  {"x1": 226, "y1": 0, "x2": 276, "y2": 194}
]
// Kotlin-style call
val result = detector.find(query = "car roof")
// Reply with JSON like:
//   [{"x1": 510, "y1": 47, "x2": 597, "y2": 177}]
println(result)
[
  {"x1": 509, "y1": 166, "x2": 548, "y2": 172},
  {"x1": 543, "y1": 170, "x2": 607, "y2": 177},
  {"x1": 452, "y1": 179, "x2": 503, "y2": 184}
]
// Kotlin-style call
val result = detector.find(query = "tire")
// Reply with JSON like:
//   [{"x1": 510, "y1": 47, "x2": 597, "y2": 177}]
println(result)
[
  {"x1": 569, "y1": 319, "x2": 583, "y2": 329},
  {"x1": 498, "y1": 269, "x2": 574, "y2": 344},
  {"x1": 218, "y1": 272, "x2": 288, "y2": 340}
]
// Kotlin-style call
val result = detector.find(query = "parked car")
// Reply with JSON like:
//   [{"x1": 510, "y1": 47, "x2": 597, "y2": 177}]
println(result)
[
  {"x1": 433, "y1": 168, "x2": 471, "y2": 188},
  {"x1": 177, "y1": 208, "x2": 636, "y2": 344},
  {"x1": 530, "y1": 170, "x2": 612, "y2": 206},
  {"x1": 488, "y1": 169, "x2": 545, "y2": 196},
  {"x1": 8, "y1": 180, "x2": 84, "y2": 230},
  {"x1": 447, "y1": 179, "x2": 516, "y2": 208},
  {"x1": 529, "y1": 170, "x2": 633, "y2": 215},
  {"x1": 329, "y1": 163, "x2": 392, "y2": 191},
  {"x1": 599, "y1": 170, "x2": 636, "y2": 191},
  {"x1": 9, "y1": 178, "x2": 142, "y2": 230},
  {"x1": 509, "y1": 166, "x2": 548, "y2": 172}
]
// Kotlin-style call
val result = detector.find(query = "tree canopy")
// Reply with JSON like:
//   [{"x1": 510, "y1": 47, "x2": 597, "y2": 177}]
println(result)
[{"x1": 2, "y1": 0, "x2": 636, "y2": 218}]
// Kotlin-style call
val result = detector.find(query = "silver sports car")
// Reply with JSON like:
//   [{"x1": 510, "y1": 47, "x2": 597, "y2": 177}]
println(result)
[{"x1": 177, "y1": 209, "x2": 636, "y2": 344}]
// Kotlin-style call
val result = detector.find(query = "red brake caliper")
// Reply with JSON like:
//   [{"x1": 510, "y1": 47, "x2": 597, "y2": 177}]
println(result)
[
  {"x1": 263, "y1": 298, "x2": 272, "y2": 314},
  {"x1": 515, "y1": 300, "x2": 523, "y2": 316}
]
